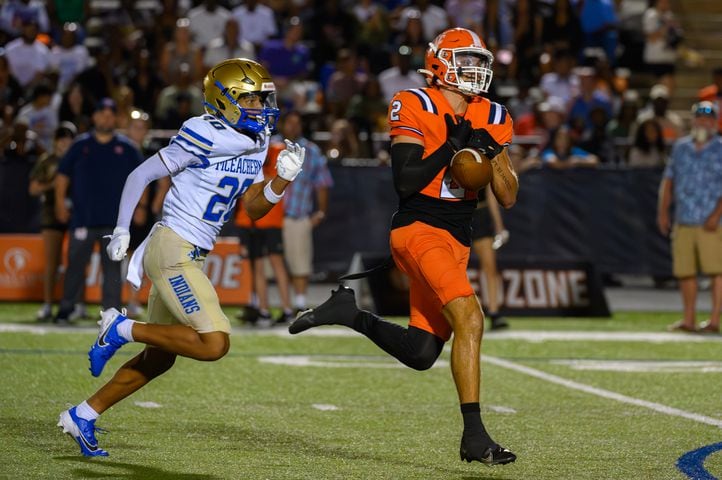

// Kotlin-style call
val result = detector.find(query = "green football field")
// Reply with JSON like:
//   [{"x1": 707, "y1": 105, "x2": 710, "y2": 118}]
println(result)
[{"x1": 1, "y1": 303, "x2": 721, "y2": 480}]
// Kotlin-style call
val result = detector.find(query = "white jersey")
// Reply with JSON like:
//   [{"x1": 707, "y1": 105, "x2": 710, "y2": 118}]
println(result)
[{"x1": 158, "y1": 114, "x2": 270, "y2": 250}]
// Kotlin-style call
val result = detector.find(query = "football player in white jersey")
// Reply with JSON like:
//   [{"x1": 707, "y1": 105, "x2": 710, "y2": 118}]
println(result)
[{"x1": 58, "y1": 59, "x2": 305, "y2": 457}]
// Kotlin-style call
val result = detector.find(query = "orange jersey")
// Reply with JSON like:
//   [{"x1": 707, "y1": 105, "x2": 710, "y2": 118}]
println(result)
[
  {"x1": 235, "y1": 142, "x2": 285, "y2": 229},
  {"x1": 388, "y1": 87, "x2": 513, "y2": 202}
]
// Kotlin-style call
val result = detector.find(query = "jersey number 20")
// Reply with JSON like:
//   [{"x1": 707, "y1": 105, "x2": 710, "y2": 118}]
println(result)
[{"x1": 203, "y1": 176, "x2": 253, "y2": 223}]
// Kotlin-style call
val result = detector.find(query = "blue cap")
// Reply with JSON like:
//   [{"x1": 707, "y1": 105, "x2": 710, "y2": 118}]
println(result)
[{"x1": 95, "y1": 97, "x2": 117, "y2": 113}]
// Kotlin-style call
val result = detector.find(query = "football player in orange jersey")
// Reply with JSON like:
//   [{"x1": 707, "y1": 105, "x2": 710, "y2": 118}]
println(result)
[{"x1": 290, "y1": 28, "x2": 519, "y2": 466}]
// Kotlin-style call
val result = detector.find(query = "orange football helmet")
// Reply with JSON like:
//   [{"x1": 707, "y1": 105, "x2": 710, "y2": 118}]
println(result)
[{"x1": 420, "y1": 28, "x2": 494, "y2": 96}]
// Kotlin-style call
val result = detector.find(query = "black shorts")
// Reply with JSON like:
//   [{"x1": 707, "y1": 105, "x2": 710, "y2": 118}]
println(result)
[
  {"x1": 239, "y1": 227, "x2": 283, "y2": 260},
  {"x1": 470, "y1": 207, "x2": 494, "y2": 240}
]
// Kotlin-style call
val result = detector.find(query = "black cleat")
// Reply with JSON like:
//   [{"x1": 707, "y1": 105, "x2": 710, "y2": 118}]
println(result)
[
  {"x1": 288, "y1": 286, "x2": 359, "y2": 334},
  {"x1": 460, "y1": 434, "x2": 516, "y2": 466}
]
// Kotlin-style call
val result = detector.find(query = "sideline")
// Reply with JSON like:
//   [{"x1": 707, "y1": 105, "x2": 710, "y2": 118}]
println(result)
[{"x1": 2, "y1": 323, "x2": 722, "y2": 343}]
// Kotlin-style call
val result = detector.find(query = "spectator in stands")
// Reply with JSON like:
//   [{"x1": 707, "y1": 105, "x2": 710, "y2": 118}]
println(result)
[
  {"x1": 510, "y1": 0, "x2": 542, "y2": 83},
  {"x1": 580, "y1": 105, "x2": 616, "y2": 163},
  {"x1": 58, "y1": 81, "x2": 93, "y2": 134},
  {"x1": 126, "y1": 49, "x2": 163, "y2": 117},
  {"x1": 378, "y1": 45, "x2": 426, "y2": 103},
  {"x1": 48, "y1": 22, "x2": 89, "y2": 93},
  {"x1": 392, "y1": 8, "x2": 426, "y2": 72},
  {"x1": 628, "y1": 118, "x2": 666, "y2": 167},
  {"x1": 606, "y1": 89, "x2": 640, "y2": 141},
  {"x1": 308, "y1": 0, "x2": 359, "y2": 79},
  {"x1": 188, "y1": 0, "x2": 231, "y2": 49},
  {"x1": 658, "y1": 101, "x2": 722, "y2": 334},
  {"x1": 568, "y1": 66, "x2": 612, "y2": 134},
  {"x1": 0, "y1": 0, "x2": 49, "y2": 37},
  {"x1": 160, "y1": 17, "x2": 204, "y2": 84},
  {"x1": 635, "y1": 83, "x2": 683, "y2": 142},
  {"x1": 4, "y1": 12, "x2": 50, "y2": 88},
  {"x1": 53, "y1": 98, "x2": 144, "y2": 324},
  {"x1": 325, "y1": 118, "x2": 361, "y2": 162},
  {"x1": 75, "y1": 44, "x2": 113, "y2": 105},
  {"x1": 534, "y1": 96, "x2": 568, "y2": 148},
  {"x1": 28, "y1": 122, "x2": 76, "y2": 321},
  {"x1": 445, "y1": 0, "x2": 484, "y2": 34},
  {"x1": 399, "y1": 2, "x2": 449, "y2": 42},
  {"x1": 258, "y1": 16, "x2": 309, "y2": 92},
  {"x1": 155, "y1": 63, "x2": 204, "y2": 125},
  {"x1": 471, "y1": 187, "x2": 509, "y2": 330},
  {"x1": 16, "y1": 81, "x2": 58, "y2": 152},
  {"x1": 347, "y1": 76, "x2": 389, "y2": 157},
  {"x1": 280, "y1": 111, "x2": 333, "y2": 312},
  {"x1": 642, "y1": 0, "x2": 680, "y2": 86},
  {"x1": 325, "y1": 48, "x2": 368, "y2": 120},
  {"x1": 539, "y1": 0, "x2": 582, "y2": 55},
  {"x1": 541, "y1": 125, "x2": 599, "y2": 168},
  {"x1": 231, "y1": 0, "x2": 277, "y2": 50},
  {"x1": 578, "y1": 0, "x2": 618, "y2": 66},
  {"x1": 0, "y1": 54, "x2": 22, "y2": 115},
  {"x1": 355, "y1": 0, "x2": 391, "y2": 71},
  {"x1": 204, "y1": 18, "x2": 255, "y2": 72},
  {"x1": 539, "y1": 49, "x2": 579, "y2": 109},
  {"x1": 112, "y1": 85, "x2": 134, "y2": 131},
  {"x1": 697, "y1": 67, "x2": 722, "y2": 135}
]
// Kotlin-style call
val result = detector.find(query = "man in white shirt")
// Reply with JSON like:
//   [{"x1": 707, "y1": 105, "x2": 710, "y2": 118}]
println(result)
[
  {"x1": 378, "y1": 45, "x2": 427, "y2": 102},
  {"x1": 188, "y1": 0, "x2": 231, "y2": 48},
  {"x1": 203, "y1": 18, "x2": 255, "y2": 70},
  {"x1": 57, "y1": 59, "x2": 305, "y2": 457},
  {"x1": 48, "y1": 22, "x2": 90, "y2": 93},
  {"x1": 231, "y1": 0, "x2": 277, "y2": 48},
  {"x1": 4, "y1": 14, "x2": 50, "y2": 88}
]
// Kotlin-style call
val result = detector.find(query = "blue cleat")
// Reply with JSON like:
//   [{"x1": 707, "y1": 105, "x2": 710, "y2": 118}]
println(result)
[
  {"x1": 88, "y1": 308, "x2": 129, "y2": 377},
  {"x1": 57, "y1": 407, "x2": 109, "y2": 457}
]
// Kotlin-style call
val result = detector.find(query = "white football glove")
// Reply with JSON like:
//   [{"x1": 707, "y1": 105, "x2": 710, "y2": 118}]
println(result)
[
  {"x1": 276, "y1": 139, "x2": 305, "y2": 181},
  {"x1": 105, "y1": 226, "x2": 130, "y2": 261}
]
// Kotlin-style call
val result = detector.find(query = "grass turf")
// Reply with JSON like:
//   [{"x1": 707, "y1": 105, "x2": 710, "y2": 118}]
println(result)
[{"x1": 1, "y1": 304, "x2": 721, "y2": 479}]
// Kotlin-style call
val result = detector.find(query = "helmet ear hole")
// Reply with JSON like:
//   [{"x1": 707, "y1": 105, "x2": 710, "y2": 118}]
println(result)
[{"x1": 215, "y1": 99, "x2": 225, "y2": 111}]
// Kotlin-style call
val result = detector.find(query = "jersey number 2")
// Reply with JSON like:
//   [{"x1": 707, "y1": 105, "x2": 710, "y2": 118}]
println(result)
[{"x1": 203, "y1": 176, "x2": 253, "y2": 223}]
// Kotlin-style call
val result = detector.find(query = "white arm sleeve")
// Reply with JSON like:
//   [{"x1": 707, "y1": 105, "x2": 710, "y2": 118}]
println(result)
[{"x1": 116, "y1": 153, "x2": 170, "y2": 229}]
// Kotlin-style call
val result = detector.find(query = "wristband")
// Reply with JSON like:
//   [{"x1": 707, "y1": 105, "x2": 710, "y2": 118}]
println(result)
[{"x1": 263, "y1": 181, "x2": 284, "y2": 204}]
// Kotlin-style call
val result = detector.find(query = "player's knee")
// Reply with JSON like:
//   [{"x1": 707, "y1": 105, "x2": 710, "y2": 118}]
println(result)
[
  {"x1": 199, "y1": 336, "x2": 230, "y2": 361},
  {"x1": 406, "y1": 349, "x2": 440, "y2": 371},
  {"x1": 405, "y1": 328, "x2": 444, "y2": 371}
]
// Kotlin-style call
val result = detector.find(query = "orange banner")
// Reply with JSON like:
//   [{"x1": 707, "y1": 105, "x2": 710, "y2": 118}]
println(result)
[{"x1": 0, "y1": 235, "x2": 251, "y2": 305}]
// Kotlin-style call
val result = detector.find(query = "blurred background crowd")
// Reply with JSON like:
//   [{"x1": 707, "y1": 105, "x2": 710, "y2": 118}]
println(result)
[{"x1": 1, "y1": 0, "x2": 721, "y2": 313}]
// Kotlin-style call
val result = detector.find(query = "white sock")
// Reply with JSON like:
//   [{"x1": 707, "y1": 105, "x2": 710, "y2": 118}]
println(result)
[
  {"x1": 76, "y1": 401, "x2": 99, "y2": 421},
  {"x1": 116, "y1": 319, "x2": 135, "y2": 342},
  {"x1": 294, "y1": 294, "x2": 306, "y2": 310}
]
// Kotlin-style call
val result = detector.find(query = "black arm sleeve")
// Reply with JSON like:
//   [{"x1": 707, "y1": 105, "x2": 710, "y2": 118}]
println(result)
[{"x1": 391, "y1": 142, "x2": 455, "y2": 199}]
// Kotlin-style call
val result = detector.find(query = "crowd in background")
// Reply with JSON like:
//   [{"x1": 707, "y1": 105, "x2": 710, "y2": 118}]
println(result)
[{"x1": 1, "y1": 0, "x2": 720, "y2": 171}]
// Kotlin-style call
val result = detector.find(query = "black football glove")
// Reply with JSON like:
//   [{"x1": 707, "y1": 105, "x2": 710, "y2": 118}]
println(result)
[
  {"x1": 468, "y1": 127, "x2": 504, "y2": 159},
  {"x1": 444, "y1": 113, "x2": 472, "y2": 152}
]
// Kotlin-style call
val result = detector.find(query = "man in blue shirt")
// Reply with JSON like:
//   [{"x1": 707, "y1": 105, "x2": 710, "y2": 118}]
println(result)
[
  {"x1": 658, "y1": 101, "x2": 722, "y2": 333},
  {"x1": 53, "y1": 98, "x2": 144, "y2": 324}
]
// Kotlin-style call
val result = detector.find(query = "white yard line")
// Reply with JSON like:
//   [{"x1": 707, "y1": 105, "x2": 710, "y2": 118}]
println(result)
[
  {"x1": 484, "y1": 355, "x2": 722, "y2": 428},
  {"x1": 3, "y1": 323, "x2": 722, "y2": 343}
]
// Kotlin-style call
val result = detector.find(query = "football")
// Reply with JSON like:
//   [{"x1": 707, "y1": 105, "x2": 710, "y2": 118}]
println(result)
[{"x1": 449, "y1": 148, "x2": 493, "y2": 191}]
